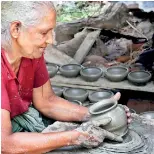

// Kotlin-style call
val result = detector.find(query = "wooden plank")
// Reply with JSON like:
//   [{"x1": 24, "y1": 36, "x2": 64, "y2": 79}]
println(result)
[
  {"x1": 44, "y1": 45, "x2": 78, "y2": 65},
  {"x1": 50, "y1": 75, "x2": 154, "y2": 93},
  {"x1": 73, "y1": 30, "x2": 101, "y2": 64}
]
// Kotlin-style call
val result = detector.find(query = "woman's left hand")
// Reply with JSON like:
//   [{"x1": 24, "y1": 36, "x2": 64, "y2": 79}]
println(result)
[
  {"x1": 112, "y1": 92, "x2": 132, "y2": 124},
  {"x1": 121, "y1": 105, "x2": 132, "y2": 124}
]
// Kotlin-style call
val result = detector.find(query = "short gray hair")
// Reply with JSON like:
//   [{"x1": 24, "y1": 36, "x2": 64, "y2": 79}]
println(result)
[{"x1": 1, "y1": 1, "x2": 55, "y2": 48}]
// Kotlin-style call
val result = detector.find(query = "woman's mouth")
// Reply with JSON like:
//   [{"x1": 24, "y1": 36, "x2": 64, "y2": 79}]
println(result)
[{"x1": 39, "y1": 47, "x2": 46, "y2": 53}]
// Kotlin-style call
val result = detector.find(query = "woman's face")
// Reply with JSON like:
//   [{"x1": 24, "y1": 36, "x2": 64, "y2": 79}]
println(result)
[{"x1": 17, "y1": 9, "x2": 56, "y2": 59}]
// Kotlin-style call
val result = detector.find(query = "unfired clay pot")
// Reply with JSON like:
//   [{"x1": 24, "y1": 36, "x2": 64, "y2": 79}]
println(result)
[
  {"x1": 59, "y1": 64, "x2": 82, "y2": 78},
  {"x1": 105, "y1": 66, "x2": 129, "y2": 82},
  {"x1": 127, "y1": 70, "x2": 151, "y2": 85},
  {"x1": 88, "y1": 90, "x2": 114, "y2": 103},
  {"x1": 89, "y1": 99, "x2": 128, "y2": 137},
  {"x1": 47, "y1": 63, "x2": 59, "y2": 78},
  {"x1": 80, "y1": 67, "x2": 103, "y2": 82},
  {"x1": 71, "y1": 100, "x2": 82, "y2": 106},
  {"x1": 63, "y1": 88, "x2": 88, "y2": 102},
  {"x1": 52, "y1": 86, "x2": 64, "y2": 97}
]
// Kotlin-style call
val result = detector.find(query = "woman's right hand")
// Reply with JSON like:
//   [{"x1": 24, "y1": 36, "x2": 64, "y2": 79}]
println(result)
[{"x1": 74, "y1": 120, "x2": 123, "y2": 148}]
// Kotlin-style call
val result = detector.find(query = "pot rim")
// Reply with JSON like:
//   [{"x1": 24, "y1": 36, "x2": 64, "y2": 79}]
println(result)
[
  {"x1": 52, "y1": 86, "x2": 64, "y2": 91},
  {"x1": 89, "y1": 99, "x2": 117, "y2": 115},
  {"x1": 60, "y1": 64, "x2": 82, "y2": 71},
  {"x1": 105, "y1": 66, "x2": 129, "y2": 75},
  {"x1": 88, "y1": 90, "x2": 114, "y2": 102},
  {"x1": 71, "y1": 100, "x2": 82, "y2": 106},
  {"x1": 80, "y1": 67, "x2": 103, "y2": 77},
  {"x1": 128, "y1": 70, "x2": 151, "y2": 81},
  {"x1": 47, "y1": 63, "x2": 59, "y2": 68},
  {"x1": 63, "y1": 88, "x2": 88, "y2": 98}
]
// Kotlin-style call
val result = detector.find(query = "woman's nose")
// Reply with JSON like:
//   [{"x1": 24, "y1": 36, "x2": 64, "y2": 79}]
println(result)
[{"x1": 46, "y1": 31, "x2": 54, "y2": 44}]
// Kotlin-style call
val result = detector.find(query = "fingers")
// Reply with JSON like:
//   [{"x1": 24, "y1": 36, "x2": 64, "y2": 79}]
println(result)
[
  {"x1": 126, "y1": 112, "x2": 132, "y2": 124},
  {"x1": 75, "y1": 129, "x2": 104, "y2": 148},
  {"x1": 75, "y1": 122, "x2": 123, "y2": 149},
  {"x1": 112, "y1": 92, "x2": 121, "y2": 101},
  {"x1": 124, "y1": 106, "x2": 132, "y2": 124},
  {"x1": 124, "y1": 105, "x2": 130, "y2": 112},
  {"x1": 77, "y1": 134, "x2": 103, "y2": 148},
  {"x1": 119, "y1": 104, "x2": 132, "y2": 124},
  {"x1": 101, "y1": 129, "x2": 123, "y2": 142},
  {"x1": 127, "y1": 112, "x2": 131, "y2": 117},
  {"x1": 127, "y1": 118, "x2": 132, "y2": 124},
  {"x1": 91, "y1": 118, "x2": 112, "y2": 127}
]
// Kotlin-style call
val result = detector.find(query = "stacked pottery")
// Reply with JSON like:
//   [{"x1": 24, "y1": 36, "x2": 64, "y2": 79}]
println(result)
[
  {"x1": 105, "y1": 66, "x2": 129, "y2": 82},
  {"x1": 88, "y1": 90, "x2": 114, "y2": 103},
  {"x1": 80, "y1": 67, "x2": 104, "y2": 82},
  {"x1": 89, "y1": 99, "x2": 128, "y2": 137},
  {"x1": 127, "y1": 70, "x2": 151, "y2": 86},
  {"x1": 63, "y1": 88, "x2": 88, "y2": 103},
  {"x1": 71, "y1": 100, "x2": 82, "y2": 106},
  {"x1": 47, "y1": 63, "x2": 59, "y2": 78},
  {"x1": 129, "y1": 63, "x2": 145, "y2": 71},
  {"x1": 59, "y1": 64, "x2": 82, "y2": 78},
  {"x1": 52, "y1": 86, "x2": 64, "y2": 97}
]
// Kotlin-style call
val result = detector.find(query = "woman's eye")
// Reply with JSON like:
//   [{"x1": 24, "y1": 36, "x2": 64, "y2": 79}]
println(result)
[{"x1": 41, "y1": 32, "x2": 47, "y2": 35}]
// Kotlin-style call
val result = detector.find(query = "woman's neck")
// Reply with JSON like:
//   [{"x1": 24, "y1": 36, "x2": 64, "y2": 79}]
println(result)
[{"x1": 3, "y1": 44, "x2": 22, "y2": 75}]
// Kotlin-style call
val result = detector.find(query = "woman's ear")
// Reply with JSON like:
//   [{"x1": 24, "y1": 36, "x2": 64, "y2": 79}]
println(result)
[{"x1": 10, "y1": 21, "x2": 21, "y2": 39}]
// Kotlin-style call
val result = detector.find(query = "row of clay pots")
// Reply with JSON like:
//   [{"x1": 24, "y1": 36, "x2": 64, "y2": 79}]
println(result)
[
  {"x1": 47, "y1": 63, "x2": 103, "y2": 82},
  {"x1": 47, "y1": 63, "x2": 152, "y2": 85},
  {"x1": 106, "y1": 66, "x2": 152, "y2": 85},
  {"x1": 52, "y1": 86, "x2": 114, "y2": 103},
  {"x1": 52, "y1": 85, "x2": 138, "y2": 114}
]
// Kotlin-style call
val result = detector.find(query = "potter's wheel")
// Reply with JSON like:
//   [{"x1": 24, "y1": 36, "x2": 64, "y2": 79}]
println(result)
[
  {"x1": 49, "y1": 115, "x2": 154, "y2": 154},
  {"x1": 52, "y1": 130, "x2": 145, "y2": 154},
  {"x1": 101, "y1": 129, "x2": 144, "y2": 153}
]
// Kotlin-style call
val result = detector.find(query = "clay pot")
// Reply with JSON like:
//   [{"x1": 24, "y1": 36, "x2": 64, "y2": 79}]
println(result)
[
  {"x1": 63, "y1": 88, "x2": 88, "y2": 102},
  {"x1": 47, "y1": 63, "x2": 59, "y2": 78},
  {"x1": 88, "y1": 90, "x2": 114, "y2": 103},
  {"x1": 59, "y1": 64, "x2": 82, "y2": 77},
  {"x1": 71, "y1": 100, "x2": 82, "y2": 106},
  {"x1": 89, "y1": 99, "x2": 128, "y2": 137},
  {"x1": 129, "y1": 63, "x2": 145, "y2": 71},
  {"x1": 127, "y1": 70, "x2": 151, "y2": 85},
  {"x1": 105, "y1": 66, "x2": 129, "y2": 82},
  {"x1": 52, "y1": 86, "x2": 64, "y2": 97},
  {"x1": 80, "y1": 67, "x2": 103, "y2": 82}
]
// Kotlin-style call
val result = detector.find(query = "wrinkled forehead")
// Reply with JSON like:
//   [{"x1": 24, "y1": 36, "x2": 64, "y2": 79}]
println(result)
[
  {"x1": 30, "y1": 9, "x2": 56, "y2": 31},
  {"x1": 33, "y1": 5, "x2": 56, "y2": 24}
]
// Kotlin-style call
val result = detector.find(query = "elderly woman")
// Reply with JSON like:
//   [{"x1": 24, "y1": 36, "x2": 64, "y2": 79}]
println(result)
[{"x1": 1, "y1": 1, "x2": 131, "y2": 154}]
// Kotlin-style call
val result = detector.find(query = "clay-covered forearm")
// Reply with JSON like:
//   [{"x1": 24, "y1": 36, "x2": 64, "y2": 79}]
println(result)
[
  {"x1": 40, "y1": 95, "x2": 90, "y2": 122},
  {"x1": 2, "y1": 130, "x2": 80, "y2": 154}
]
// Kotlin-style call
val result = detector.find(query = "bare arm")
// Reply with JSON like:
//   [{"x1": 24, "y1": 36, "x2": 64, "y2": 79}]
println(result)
[
  {"x1": 1, "y1": 109, "x2": 81, "y2": 154},
  {"x1": 32, "y1": 80, "x2": 90, "y2": 122}
]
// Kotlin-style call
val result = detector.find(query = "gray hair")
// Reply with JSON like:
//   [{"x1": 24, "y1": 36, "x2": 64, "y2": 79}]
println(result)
[{"x1": 1, "y1": 1, "x2": 55, "y2": 48}]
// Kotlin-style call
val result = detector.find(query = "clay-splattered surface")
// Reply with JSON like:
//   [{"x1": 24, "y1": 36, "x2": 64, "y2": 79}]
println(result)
[{"x1": 47, "y1": 115, "x2": 154, "y2": 154}]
